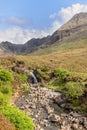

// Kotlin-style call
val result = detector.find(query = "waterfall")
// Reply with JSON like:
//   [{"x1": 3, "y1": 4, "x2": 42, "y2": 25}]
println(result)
[{"x1": 30, "y1": 71, "x2": 38, "y2": 84}]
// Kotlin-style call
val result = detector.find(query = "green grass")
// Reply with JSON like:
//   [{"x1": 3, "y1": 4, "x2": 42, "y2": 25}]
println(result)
[
  {"x1": 45, "y1": 67, "x2": 87, "y2": 113},
  {"x1": 0, "y1": 69, "x2": 13, "y2": 105},
  {"x1": 65, "y1": 82, "x2": 84, "y2": 99},
  {"x1": 0, "y1": 68, "x2": 34, "y2": 130},
  {"x1": 0, "y1": 85, "x2": 12, "y2": 105},
  {"x1": 0, "y1": 69, "x2": 13, "y2": 82},
  {"x1": 22, "y1": 85, "x2": 29, "y2": 92},
  {"x1": 32, "y1": 38, "x2": 87, "y2": 55},
  {"x1": 14, "y1": 73, "x2": 27, "y2": 84},
  {"x1": 0, "y1": 106, "x2": 34, "y2": 130}
]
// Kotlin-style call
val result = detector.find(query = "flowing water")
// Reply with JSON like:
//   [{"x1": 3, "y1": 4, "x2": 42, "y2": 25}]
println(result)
[
  {"x1": 30, "y1": 71, "x2": 38, "y2": 83},
  {"x1": 15, "y1": 73, "x2": 87, "y2": 130},
  {"x1": 15, "y1": 82, "x2": 63, "y2": 130}
]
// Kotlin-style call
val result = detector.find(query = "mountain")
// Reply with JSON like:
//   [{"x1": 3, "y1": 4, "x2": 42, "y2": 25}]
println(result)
[
  {"x1": 0, "y1": 12, "x2": 87, "y2": 55},
  {"x1": 59, "y1": 12, "x2": 87, "y2": 30}
]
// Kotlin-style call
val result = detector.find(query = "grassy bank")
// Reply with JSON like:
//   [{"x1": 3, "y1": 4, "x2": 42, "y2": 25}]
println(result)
[{"x1": 0, "y1": 67, "x2": 34, "y2": 130}]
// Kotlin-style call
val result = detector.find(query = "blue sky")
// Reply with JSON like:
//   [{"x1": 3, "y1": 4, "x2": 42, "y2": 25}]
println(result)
[{"x1": 0, "y1": 0, "x2": 87, "y2": 44}]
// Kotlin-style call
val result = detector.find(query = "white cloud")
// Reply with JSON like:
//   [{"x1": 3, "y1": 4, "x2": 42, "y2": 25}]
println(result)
[
  {"x1": 0, "y1": 3, "x2": 87, "y2": 44},
  {"x1": 0, "y1": 16, "x2": 30, "y2": 26},
  {"x1": 48, "y1": 3, "x2": 87, "y2": 36},
  {"x1": 49, "y1": 13, "x2": 58, "y2": 19},
  {"x1": 59, "y1": 3, "x2": 87, "y2": 22},
  {"x1": 10, "y1": 17, "x2": 30, "y2": 25},
  {"x1": 0, "y1": 21, "x2": 61, "y2": 44},
  {"x1": 49, "y1": 21, "x2": 61, "y2": 33},
  {"x1": 49, "y1": 3, "x2": 87, "y2": 23},
  {"x1": 0, "y1": 27, "x2": 37, "y2": 44}
]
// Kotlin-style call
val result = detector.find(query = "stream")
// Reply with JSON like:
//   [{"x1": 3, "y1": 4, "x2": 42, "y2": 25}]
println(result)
[{"x1": 15, "y1": 83, "x2": 87, "y2": 130}]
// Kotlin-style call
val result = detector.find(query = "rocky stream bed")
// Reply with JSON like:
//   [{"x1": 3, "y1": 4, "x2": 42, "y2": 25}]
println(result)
[{"x1": 14, "y1": 84, "x2": 87, "y2": 130}]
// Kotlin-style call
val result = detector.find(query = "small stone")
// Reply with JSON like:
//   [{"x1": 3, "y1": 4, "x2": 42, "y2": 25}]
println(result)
[
  {"x1": 25, "y1": 99, "x2": 29, "y2": 103},
  {"x1": 22, "y1": 95, "x2": 25, "y2": 98},
  {"x1": 20, "y1": 106, "x2": 25, "y2": 110},
  {"x1": 25, "y1": 105, "x2": 29, "y2": 109},
  {"x1": 71, "y1": 123, "x2": 79, "y2": 130},
  {"x1": 84, "y1": 121, "x2": 87, "y2": 129},
  {"x1": 46, "y1": 106, "x2": 54, "y2": 114},
  {"x1": 60, "y1": 103, "x2": 66, "y2": 108},
  {"x1": 49, "y1": 114, "x2": 61, "y2": 123},
  {"x1": 35, "y1": 115, "x2": 38, "y2": 118},
  {"x1": 35, "y1": 124, "x2": 41, "y2": 130},
  {"x1": 40, "y1": 128, "x2": 44, "y2": 130}
]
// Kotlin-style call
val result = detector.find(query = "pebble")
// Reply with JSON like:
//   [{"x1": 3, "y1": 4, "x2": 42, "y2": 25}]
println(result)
[{"x1": 15, "y1": 83, "x2": 87, "y2": 130}]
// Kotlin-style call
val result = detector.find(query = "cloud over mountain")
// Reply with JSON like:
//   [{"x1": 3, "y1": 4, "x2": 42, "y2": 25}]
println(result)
[
  {"x1": 59, "y1": 3, "x2": 87, "y2": 22},
  {"x1": 0, "y1": 3, "x2": 87, "y2": 44},
  {"x1": 0, "y1": 20, "x2": 61, "y2": 44}
]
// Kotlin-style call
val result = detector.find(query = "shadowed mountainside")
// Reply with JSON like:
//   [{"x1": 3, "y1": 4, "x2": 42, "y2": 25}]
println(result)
[{"x1": 0, "y1": 12, "x2": 87, "y2": 55}]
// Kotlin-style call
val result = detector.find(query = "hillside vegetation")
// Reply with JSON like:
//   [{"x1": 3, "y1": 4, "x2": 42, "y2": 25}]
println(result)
[
  {"x1": 0, "y1": 37, "x2": 87, "y2": 114},
  {"x1": 0, "y1": 64, "x2": 34, "y2": 130},
  {"x1": 33, "y1": 38, "x2": 87, "y2": 55},
  {"x1": 0, "y1": 113, "x2": 16, "y2": 130},
  {"x1": 15, "y1": 38, "x2": 87, "y2": 73}
]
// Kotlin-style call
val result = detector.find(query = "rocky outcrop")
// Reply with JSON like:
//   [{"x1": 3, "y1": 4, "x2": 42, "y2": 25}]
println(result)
[
  {"x1": 15, "y1": 84, "x2": 87, "y2": 130},
  {"x1": 59, "y1": 13, "x2": 87, "y2": 31}
]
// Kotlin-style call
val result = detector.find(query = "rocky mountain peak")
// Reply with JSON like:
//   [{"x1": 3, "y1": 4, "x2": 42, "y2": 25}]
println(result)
[
  {"x1": 0, "y1": 12, "x2": 87, "y2": 55},
  {"x1": 59, "y1": 12, "x2": 87, "y2": 31}
]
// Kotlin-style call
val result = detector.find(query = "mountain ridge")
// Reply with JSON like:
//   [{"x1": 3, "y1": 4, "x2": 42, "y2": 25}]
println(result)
[{"x1": 0, "y1": 12, "x2": 87, "y2": 55}]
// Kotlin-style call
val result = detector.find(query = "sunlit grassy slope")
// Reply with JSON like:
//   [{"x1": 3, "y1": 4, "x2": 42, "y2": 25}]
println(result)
[
  {"x1": 16, "y1": 38, "x2": 87, "y2": 73},
  {"x1": 32, "y1": 38, "x2": 87, "y2": 55}
]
